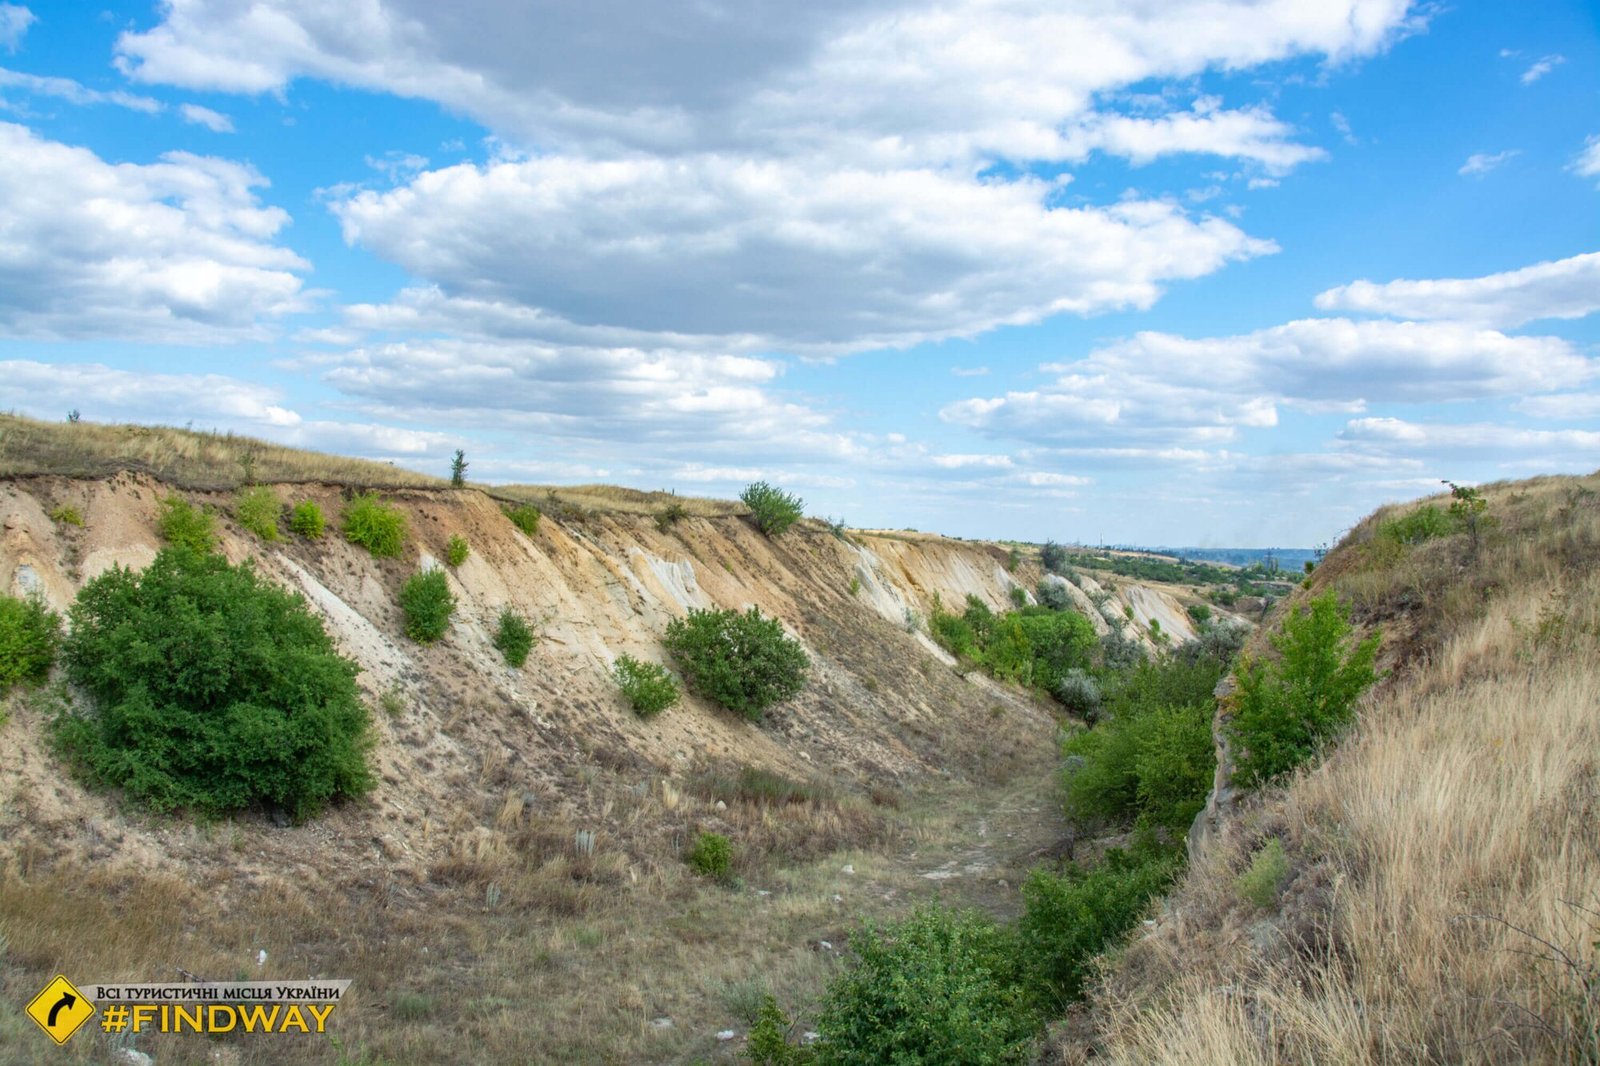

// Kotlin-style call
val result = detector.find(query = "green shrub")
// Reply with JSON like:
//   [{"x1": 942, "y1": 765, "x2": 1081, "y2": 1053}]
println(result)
[
  {"x1": 492, "y1": 608, "x2": 534, "y2": 667},
  {"x1": 654, "y1": 501, "x2": 688, "y2": 532},
  {"x1": 816, "y1": 905, "x2": 1036, "y2": 1065},
  {"x1": 1040, "y1": 540, "x2": 1067, "y2": 574},
  {"x1": 342, "y1": 494, "x2": 406, "y2": 557},
  {"x1": 399, "y1": 569, "x2": 455, "y2": 643},
  {"x1": 1379, "y1": 503, "x2": 1454, "y2": 545},
  {"x1": 613, "y1": 654, "x2": 679, "y2": 717},
  {"x1": 663, "y1": 607, "x2": 808, "y2": 721},
  {"x1": 449, "y1": 449, "x2": 468, "y2": 488},
  {"x1": 744, "y1": 994, "x2": 814, "y2": 1065},
  {"x1": 1237, "y1": 838, "x2": 1289, "y2": 908},
  {"x1": 504, "y1": 503, "x2": 541, "y2": 537},
  {"x1": 0, "y1": 592, "x2": 61, "y2": 692},
  {"x1": 445, "y1": 535, "x2": 470, "y2": 567},
  {"x1": 1014, "y1": 610, "x2": 1096, "y2": 693},
  {"x1": 1055, "y1": 669, "x2": 1101, "y2": 718},
  {"x1": 289, "y1": 500, "x2": 325, "y2": 539},
  {"x1": 687, "y1": 831, "x2": 732, "y2": 880},
  {"x1": 157, "y1": 494, "x2": 217, "y2": 553},
  {"x1": 50, "y1": 504, "x2": 84, "y2": 527},
  {"x1": 1131, "y1": 703, "x2": 1216, "y2": 831},
  {"x1": 52, "y1": 548, "x2": 372, "y2": 820},
  {"x1": 235, "y1": 485, "x2": 282, "y2": 542},
  {"x1": 1227, "y1": 591, "x2": 1380, "y2": 789},
  {"x1": 1035, "y1": 580, "x2": 1072, "y2": 611},
  {"x1": 740, "y1": 481, "x2": 804, "y2": 538},
  {"x1": 1018, "y1": 843, "x2": 1180, "y2": 1008},
  {"x1": 1187, "y1": 602, "x2": 1212, "y2": 625}
]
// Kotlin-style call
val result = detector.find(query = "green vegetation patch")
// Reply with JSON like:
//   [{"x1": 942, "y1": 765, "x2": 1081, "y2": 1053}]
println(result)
[
  {"x1": 663, "y1": 606, "x2": 808, "y2": 721},
  {"x1": 157, "y1": 494, "x2": 217, "y2": 553},
  {"x1": 0, "y1": 592, "x2": 61, "y2": 693},
  {"x1": 51, "y1": 547, "x2": 372, "y2": 820},
  {"x1": 342, "y1": 493, "x2": 407, "y2": 557},
  {"x1": 399, "y1": 568, "x2": 455, "y2": 643},
  {"x1": 686, "y1": 831, "x2": 732, "y2": 880},
  {"x1": 492, "y1": 607, "x2": 534, "y2": 667},
  {"x1": 740, "y1": 481, "x2": 804, "y2": 538},
  {"x1": 612, "y1": 653, "x2": 679, "y2": 717},
  {"x1": 1237, "y1": 838, "x2": 1289, "y2": 909},
  {"x1": 50, "y1": 504, "x2": 84, "y2": 527},
  {"x1": 235, "y1": 484, "x2": 282, "y2": 542},
  {"x1": 445, "y1": 534, "x2": 470, "y2": 567},
  {"x1": 288, "y1": 499, "x2": 326, "y2": 539},
  {"x1": 503, "y1": 503, "x2": 541, "y2": 537}
]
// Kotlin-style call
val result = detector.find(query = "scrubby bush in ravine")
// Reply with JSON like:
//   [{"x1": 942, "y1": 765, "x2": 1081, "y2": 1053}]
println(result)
[
  {"x1": 1227, "y1": 590, "x2": 1379, "y2": 789},
  {"x1": 288, "y1": 499, "x2": 325, "y2": 539},
  {"x1": 1035, "y1": 579, "x2": 1073, "y2": 611},
  {"x1": 492, "y1": 607, "x2": 534, "y2": 667},
  {"x1": 342, "y1": 493, "x2": 406, "y2": 557},
  {"x1": 744, "y1": 994, "x2": 814, "y2": 1066},
  {"x1": 157, "y1": 494, "x2": 217, "y2": 553},
  {"x1": 1039, "y1": 539, "x2": 1068, "y2": 574},
  {"x1": 1236, "y1": 837, "x2": 1289, "y2": 909},
  {"x1": 445, "y1": 534, "x2": 470, "y2": 567},
  {"x1": 815, "y1": 905, "x2": 1037, "y2": 1065},
  {"x1": 663, "y1": 606, "x2": 808, "y2": 721},
  {"x1": 503, "y1": 503, "x2": 541, "y2": 537},
  {"x1": 0, "y1": 592, "x2": 61, "y2": 693},
  {"x1": 51, "y1": 548, "x2": 372, "y2": 820},
  {"x1": 612, "y1": 654, "x2": 679, "y2": 717},
  {"x1": 50, "y1": 504, "x2": 84, "y2": 527},
  {"x1": 1378, "y1": 503, "x2": 1454, "y2": 546},
  {"x1": 739, "y1": 481, "x2": 804, "y2": 538},
  {"x1": 399, "y1": 568, "x2": 455, "y2": 643},
  {"x1": 235, "y1": 484, "x2": 282, "y2": 542},
  {"x1": 686, "y1": 831, "x2": 733, "y2": 880}
]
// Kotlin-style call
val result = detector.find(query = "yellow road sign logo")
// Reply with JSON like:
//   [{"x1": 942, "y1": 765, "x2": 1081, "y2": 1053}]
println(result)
[{"x1": 26, "y1": 975, "x2": 96, "y2": 1045}]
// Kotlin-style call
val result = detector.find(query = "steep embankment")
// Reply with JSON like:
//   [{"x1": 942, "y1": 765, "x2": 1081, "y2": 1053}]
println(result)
[{"x1": 1066, "y1": 472, "x2": 1600, "y2": 1066}]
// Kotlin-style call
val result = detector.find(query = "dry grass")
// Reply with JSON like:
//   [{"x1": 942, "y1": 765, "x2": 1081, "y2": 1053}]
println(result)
[
  {"x1": 1087, "y1": 471, "x2": 1600, "y2": 1066},
  {"x1": 493, "y1": 483, "x2": 742, "y2": 521},
  {"x1": 0, "y1": 412, "x2": 446, "y2": 490}
]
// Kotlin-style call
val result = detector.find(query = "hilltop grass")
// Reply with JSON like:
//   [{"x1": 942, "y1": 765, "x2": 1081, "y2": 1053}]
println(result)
[
  {"x1": 1085, "y1": 472, "x2": 1600, "y2": 1066},
  {"x1": 0, "y1": 412, "x2": 445, "y2": 490}
]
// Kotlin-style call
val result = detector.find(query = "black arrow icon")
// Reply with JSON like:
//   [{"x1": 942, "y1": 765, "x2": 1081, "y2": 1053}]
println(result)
[{"x1": 46, "y1": 993, "x2": 76, "y2": 1028}]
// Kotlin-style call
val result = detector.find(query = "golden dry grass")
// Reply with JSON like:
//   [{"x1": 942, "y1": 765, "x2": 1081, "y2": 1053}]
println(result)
[
  {"x1": 494, "y1": 483, "x2": 742, "y2": 520},
  {"x1": 0, "y1": 412, "x2": 446, "y2": 490},
  {"x1": 1088, "y1": 472, "x2": 1600, "y2": 1066}
]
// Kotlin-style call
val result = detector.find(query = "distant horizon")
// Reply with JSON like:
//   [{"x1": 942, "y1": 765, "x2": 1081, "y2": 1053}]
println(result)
[{"x1": 1, "y1": 2, "x2": 1595, "y2": 548}]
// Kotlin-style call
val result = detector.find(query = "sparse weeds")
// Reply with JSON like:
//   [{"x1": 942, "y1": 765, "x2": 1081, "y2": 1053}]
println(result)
[
  {"x1": 654, "y1": 500, "x2": 689, "y2": 532},
  {"x1": 1236, "y1": 838, "x2": 1289, "y2": 909}
]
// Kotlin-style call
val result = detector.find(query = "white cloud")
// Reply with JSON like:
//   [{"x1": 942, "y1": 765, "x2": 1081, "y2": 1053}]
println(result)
[
  {"x1": 0, "y1": 122, "x2": 310, "y2": 341},
  {"x1": 1573, "y1": 135, "x2": 1600, "y2": 183},
  {"x1": 0, "y1": 5, "x2": 31, "y2": 51},
  {"x1": 1514, "y1": 393, "x2": 1600, "y2": 421},
  {"x1": 1458, "y1": 149, "x2": 1518, "y2": 176},
  {"x1": 332, "y1": 156, "x2": 1272, "y2": 352},
  {"x1": 1314, "y1": 250, "x2": 1600, "y2": 328},
  {"x1": 178, "y1": 102, "x2": 233, "y2": 131},
  {"x1": 1520, "y1": 54, "x2": 1563, "y2": 84},
  {"x1": 1057, "y1": 99, "x2": 1327, "y2": 175},
  {"x1": 931, "y1": 453, "x2": 1014, "y2": 470},
  {"x1": 0, "y1": 66, "x2": 161, "y2": 112},
  {"x1": 950, "y1": 366, "x2": 990, "y2": 377},
  {"x1": 942, "y1": 318, "x2": 1594, "y2": 447},
  {"x1": 1339, "y1": 417, "x2": 1600, "y2": 461},
  {"x1": 0, "y1": 359, "x2": 301, "y2": 427}
]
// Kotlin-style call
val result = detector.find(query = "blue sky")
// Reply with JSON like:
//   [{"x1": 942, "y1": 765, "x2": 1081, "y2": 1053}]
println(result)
[{"x1": 2, "y1": 1, "x2": 1597, "y2": 547}]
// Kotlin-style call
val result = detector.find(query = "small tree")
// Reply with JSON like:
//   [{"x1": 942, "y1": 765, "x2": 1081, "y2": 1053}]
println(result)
[
  {"x1": 1227, "y1": 591, "x2": 1380, "y2": 788},
  {"x1": 0, "y1": 592, "x2": 61, "y2": 693},
  {"x1": 740, "y1": 481, "x2": 804, "y2": 538},
  {"x1": 450, "y1": 449, "x2": 468, "y2": 488},
  {"x1": 1445, "y1": 480, "x2": 1489, "y2": 556}
]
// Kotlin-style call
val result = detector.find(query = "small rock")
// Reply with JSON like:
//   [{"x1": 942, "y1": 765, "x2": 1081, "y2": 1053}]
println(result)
[
  {"x1": 716, "y1": 1029, "x2": 736, "y2": 1042},
  {"x1": 817, "y1": 940, "x2": 834, "y2": 952},
  {"x1": 256, "y1": 949, "x2": 267, "y2": 967},
  {"x1": 802, "y1": 1031, "x2": 821, "y2": 1045},
  {"x1": 755, "y1": 889, "x2": 771, "y2": 897},
  {"x1": 832, "y1": 893, "x2": 843, "y2": 903},
  {"x1": 840, "y1": 863, "x2": 854, "y2": 875},
  {"x1": 112, "y1": 1051, "x2": 153, "y2": 1066},
  {"x1": 714, "y1": 800, "x2": 727, "y2": 811},
  {"x1": 650, "y1": 1017, "x2": 673, "y2": 1030}
]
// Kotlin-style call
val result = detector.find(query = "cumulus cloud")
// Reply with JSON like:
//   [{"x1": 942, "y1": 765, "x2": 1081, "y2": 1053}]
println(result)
[
  {"x1": 1513, "y1": 393, "x2": 1600, "y2": 421},
  {"x1": 178, "y1": 102, "x2": 233, "y2": 131},
  {"x1": 1520, "y1": 54, "x2": 1563, "y2": 84},
  {"x1": 1314, "y1": 251, "x2": 1600, "y2": 328},
  {"x1": 0, "y1": 122, "x2": 309, "y2": 341},
  {"x1": 1339, "y1": 417, "x2": 1600, "y2": 461},
  {"x1": 0, "y1": 66, "x2": 161, "y2": 112},
  {"x1": 0, "y1": 4, "x2": 32, "y2": 51},
  {"x1": 942, "y1": 318, "x2": 1594, "y2": 446},
  {"x1": 0, "y1": 359, "x2": 301, "y2": 427},
  {"x1": 331, "y1": 157, "x2": 1272, "y2": 351},
  {"x1": 1573, "y1": 135, "x2": 1600, "y2": 183},
  {"x1": 1458, "y1": 149, "x2": 1518, "y2": 176}
]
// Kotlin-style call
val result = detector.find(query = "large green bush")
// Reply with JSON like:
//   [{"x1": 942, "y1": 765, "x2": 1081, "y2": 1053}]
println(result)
[
  {"x1": 51, "y1": 548, "x2": 372, "y2": 820},
  {"x1": 235, "y1": 485, "x2": 282, "y2": 542},
  {"x1": 740, "y1": 481, "x2": 804, "y2": 538},
  {"x1": 663, "y1": 607, "x2": 808, "y2": 721},
  {"x1": 1227, "y1": 591, "x2": 1380, "y2": 788},
  {"x1": 157, "y1": 495, "x2": 217, "y2": 553},
  {"x1": 288, "y1": 499, "x2": 325, "y2": 539},
  {"x1": 399, "y1": 568, "x2": 455, "y2": 643},
  {"x1": 0, "y1": 592, "x2": 61, "y2": 692},
  {"x1": 816, "y1": 905, "x2": 1037, "y2": 1065},
  {"x1": 342, "y1": 493, "x2": 406, "y2": 557},
  {"x1": 1018, "y1": 843, "x2": 1181, "y2": 1009},
  {"x1": 613, "y1": 654, "x2": 679, "y2": 717}
]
